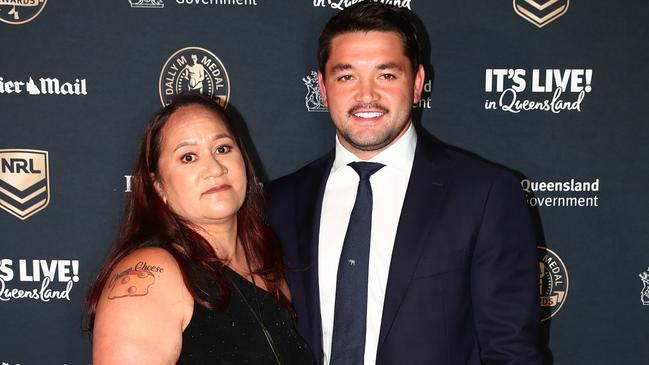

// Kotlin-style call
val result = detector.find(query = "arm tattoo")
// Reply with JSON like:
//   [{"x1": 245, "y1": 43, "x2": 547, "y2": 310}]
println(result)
[{"x1": 107, "y1": 261, "x2": 164, "y2": 300}]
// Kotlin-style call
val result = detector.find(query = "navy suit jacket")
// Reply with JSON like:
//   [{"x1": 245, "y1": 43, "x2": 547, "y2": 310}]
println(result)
[{"x1": 267, "y1": 129, "x2": 542, "y2": 365}]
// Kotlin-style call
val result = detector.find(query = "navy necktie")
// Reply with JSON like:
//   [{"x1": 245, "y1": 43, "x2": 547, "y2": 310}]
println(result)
[{"x1": 330, "y1": 161, "x2": 385, "y2": 364}]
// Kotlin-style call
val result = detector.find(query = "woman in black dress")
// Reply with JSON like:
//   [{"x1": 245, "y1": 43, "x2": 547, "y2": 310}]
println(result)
[{"x1": 86, "y1": 93, "x2": 313, "y2": 364}]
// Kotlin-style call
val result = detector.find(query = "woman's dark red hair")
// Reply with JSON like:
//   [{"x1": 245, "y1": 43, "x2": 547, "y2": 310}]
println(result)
[{"x1": 86, "y1": 93, "x2": 288, "y2": 329}]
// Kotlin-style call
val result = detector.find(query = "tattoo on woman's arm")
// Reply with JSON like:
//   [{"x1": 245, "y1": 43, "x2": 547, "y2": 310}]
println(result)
[{"x1": 107, "y1": 261, "x2": 164, "y2": 300}]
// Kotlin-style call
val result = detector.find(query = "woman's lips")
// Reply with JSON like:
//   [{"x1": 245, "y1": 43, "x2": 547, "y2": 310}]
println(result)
[{"x1": 202, "y1": 184, "x2": 231, "y2": 195}]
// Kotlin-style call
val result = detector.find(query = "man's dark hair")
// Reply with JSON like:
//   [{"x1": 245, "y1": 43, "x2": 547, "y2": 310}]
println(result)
[{"x1": 318, "y1": 2, "x2": 422, "y2": 77}]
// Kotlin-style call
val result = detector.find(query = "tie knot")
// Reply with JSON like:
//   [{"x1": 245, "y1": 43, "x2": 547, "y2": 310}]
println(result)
[{"x1": 348, "y1": 161, "x2": 385, "y2": 180}]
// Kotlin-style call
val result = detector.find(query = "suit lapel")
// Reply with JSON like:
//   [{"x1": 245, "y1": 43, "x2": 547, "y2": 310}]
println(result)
[
  {"x1": 295, "y1": 151, "x2": 334, "y2": 364},
  {"x1": 377, "y1": 134, "x2": 448, "y2": 351}
]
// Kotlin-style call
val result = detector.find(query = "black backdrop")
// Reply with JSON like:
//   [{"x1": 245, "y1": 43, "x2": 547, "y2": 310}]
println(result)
[{"x1": 1, "y1": 1, "x2": 648, "y2": 363}]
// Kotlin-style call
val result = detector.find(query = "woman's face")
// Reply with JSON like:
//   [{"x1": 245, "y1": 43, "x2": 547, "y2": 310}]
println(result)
[{"x1": 153, "y1": 104, "x2": 247, "y2": 227}]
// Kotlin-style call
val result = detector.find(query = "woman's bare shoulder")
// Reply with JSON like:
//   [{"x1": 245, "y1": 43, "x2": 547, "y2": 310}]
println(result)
[
  {"x1": 92, "y1": 246, "x2": 193, "y2": 364},
  {"x1": 103, "y1": 247, "x2": 181, "y2": 296}
]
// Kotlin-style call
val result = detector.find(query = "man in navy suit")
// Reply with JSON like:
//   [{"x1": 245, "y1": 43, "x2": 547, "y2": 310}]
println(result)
[{"x1": 267, "y1": 3, "x2": 541, "y2": 364}]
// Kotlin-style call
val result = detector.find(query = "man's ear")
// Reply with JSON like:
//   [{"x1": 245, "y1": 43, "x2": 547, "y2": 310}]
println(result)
[
  {"x1": 412, "y1": 64, "x2": 426, "y2": 103},
  {"x1": 150, "y1": 173, "x2": 166, "y2": 204},
  {"x1": 317, "y1": 70, "x2": 328, "y2": 107}
]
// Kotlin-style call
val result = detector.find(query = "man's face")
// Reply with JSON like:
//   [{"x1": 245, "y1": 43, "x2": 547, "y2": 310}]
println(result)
[{"x1": 318, "y1": 31, "x2": 425, "y2": 159}]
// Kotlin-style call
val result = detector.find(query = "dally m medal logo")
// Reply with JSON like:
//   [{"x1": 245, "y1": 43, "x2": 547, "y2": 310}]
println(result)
[
  {"x1": 0, "y1": 0, "x2": 47, "y2": 25},
  {"x1": 0, "y1": 149, "x2": 50, "y2": 220},
  {"x1": 538, "y1": 246, "x2": 569, "y2": 321},
  {"x1": 639, "y1": 268, "x2": 649, "y2": 306},
  {"x1": 513, "y1": 0, "x2": 569, "y2": 28},
  {"x1": 303, "y1": 71, "x2": 327, "y2": 112},
  {"x1": 128, "y1": 0, "x2": 164, "y2": 8},
  {"x1": 159, "y1": 47, "x2": 230, "y2": 108}
]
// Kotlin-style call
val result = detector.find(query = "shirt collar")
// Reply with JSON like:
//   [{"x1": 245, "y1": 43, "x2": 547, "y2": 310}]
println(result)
[{"x1": 332, "y1": 122, "x2": 417, "y2": 176}]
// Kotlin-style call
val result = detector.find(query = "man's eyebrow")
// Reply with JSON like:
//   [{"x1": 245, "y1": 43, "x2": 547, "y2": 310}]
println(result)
[
  {"x1": 377, "y1": 62, "x2": 403, "y2": 71},
  {"x1": 329, "y1": 63, "x2": 353, "y2": 73}
]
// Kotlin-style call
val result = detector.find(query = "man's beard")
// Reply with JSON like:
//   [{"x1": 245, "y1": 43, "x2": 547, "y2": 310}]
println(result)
[
  {"x1": 339, "y1": 103, "x2": 409, "y2": 152},
  {"x1": 339, "y1": 125, "x2": 398, "y2": 152}
]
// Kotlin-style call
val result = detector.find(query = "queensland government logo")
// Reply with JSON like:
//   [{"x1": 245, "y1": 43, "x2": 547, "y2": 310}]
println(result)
[
  {"x1": 639, "y1": 267, "x2": 649, "y2": 306},
  {"x1": 0, "y1": 149, "x2": 49, "y2": 220},
  {"x1": 176, "y1": 0, "x2": 258, "y2": 5},
  {"x1": 129, "y1": 0, "x2": 164, "y2": 8},
  {"x1": 513, "y1": 0, "x2": 569, "y2": 28},
  {"x1": 159, "y1": 47, "x2": 230, "y2": 107},
  {"x1": 522, "y1": 178, "x2": 600, "y2": 208},
  {"x1": 313, "y1": 0, "x2": 411, "y2": 10},
  {"x1": 538, "y1": 246, "x2": 568, "y2": 320},
  {"x1": 0, "y1": 0, "x2": 47, "y2": 25}
]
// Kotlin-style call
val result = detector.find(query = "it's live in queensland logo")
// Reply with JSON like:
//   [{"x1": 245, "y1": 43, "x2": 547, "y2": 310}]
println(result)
[
  {"x1": 0, "y1": 149, "x2": 50, "y2": 220},
  {"x1": 0, "y1": 259, "x2": 80, "y2": 302},
  {"x1": 0, "y1": 0, "x2": 47, "y2": 25},
  {"x1": 159, "y1": 47, "x2": 230, "y2": 107},
  {"x1": 484, "y1": 68, "x2": 592, "y2": 113},
  {"x1": 313, "y1": 0, "x2": 411, "y2": 10}
]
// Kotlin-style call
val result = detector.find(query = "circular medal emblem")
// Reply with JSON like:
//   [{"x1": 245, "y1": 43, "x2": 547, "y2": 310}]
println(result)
[
  {"x1": 538, "y1": 246, "x2": 569, "y2": 321},
  {"x1": 0, "y1": 0, "x2": 47, "y2": 25},
  {"x1": 159, "y1": 46, "x2": 230, "y2": 108}
]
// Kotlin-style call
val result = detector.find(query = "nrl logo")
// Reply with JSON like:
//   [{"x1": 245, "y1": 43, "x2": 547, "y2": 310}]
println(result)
[
  {"x1": 0, "y1": 0, "x2": 47, "y2": 25},
  {"x1": 128, "y1": 0, "x2": 164, "y2": 8},
  {"x1": 538, "y1": 246, "x2": 569, "y2": 321},
  {"x1": 640, "y1": 268, "x2": 649, "y2": 306},
  {"x1": 0, "y1": 149, "x2": 50, "y2": 220},
  {"x1": 513, "y1": 0, "x2": 569, "y2": 28},
  {"x1": 303, "y1": 71, "x2": 327, "y2": 112}
]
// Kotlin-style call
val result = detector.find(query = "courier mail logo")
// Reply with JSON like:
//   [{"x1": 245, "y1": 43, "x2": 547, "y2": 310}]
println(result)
[
  {"x1": 0, "y1": 150, "x2": 50, "y2": 220},
  {"x1": 513, "y1": 0, "x2": 569, "y2": 28},
  {"x1": 0, "y1": 76, "x2": 88, "y2": 96}
]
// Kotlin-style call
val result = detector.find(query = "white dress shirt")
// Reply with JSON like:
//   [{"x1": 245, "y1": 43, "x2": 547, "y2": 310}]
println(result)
[{"x1": 319, "y1": 123, "x2": 417, "y2": 365}]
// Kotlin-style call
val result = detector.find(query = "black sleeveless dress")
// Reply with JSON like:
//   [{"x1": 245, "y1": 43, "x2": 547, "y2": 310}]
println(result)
[{"x1": 177, "y1": 266, "x2": 314, "y2": 364}]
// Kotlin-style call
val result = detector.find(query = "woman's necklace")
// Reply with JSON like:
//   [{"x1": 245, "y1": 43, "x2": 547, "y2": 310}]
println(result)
[{"x1": 228, "y1": 245, "x2": 282, "y2": 364}]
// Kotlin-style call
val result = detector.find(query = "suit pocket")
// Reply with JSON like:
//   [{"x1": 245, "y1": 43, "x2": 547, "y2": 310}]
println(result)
[{"x1": 412, "y1": 248, "x2": 469, "y2": 279}]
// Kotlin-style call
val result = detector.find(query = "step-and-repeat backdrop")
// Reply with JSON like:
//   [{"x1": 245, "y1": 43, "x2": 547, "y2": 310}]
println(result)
[{"x1": 1, "y1": 1, "x2": 648, "y2": 364}]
